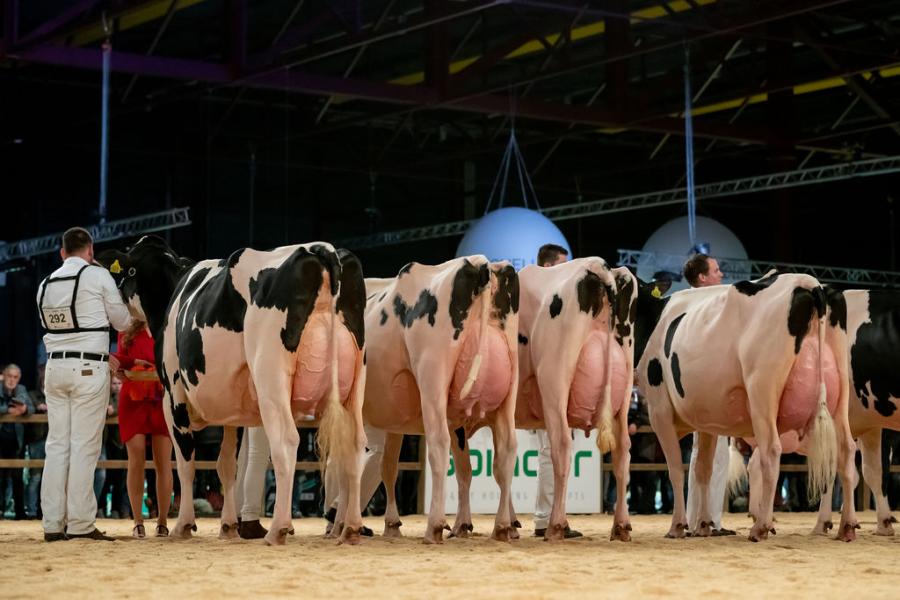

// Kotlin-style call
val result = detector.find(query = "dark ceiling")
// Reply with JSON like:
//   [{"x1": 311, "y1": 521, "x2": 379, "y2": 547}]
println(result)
[{"x1": 2, "y1": 0, "x2": 900, "y2": 273}]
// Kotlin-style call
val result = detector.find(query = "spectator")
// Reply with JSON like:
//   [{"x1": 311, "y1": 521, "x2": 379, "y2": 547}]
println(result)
[
  {"x1": 25, "y1": 365, "x2": 48, "y2": 519},
  {"x1": 627, "y1": 386, "x2": 657, "y2": 515},
  {"x1": 1, "y1": 363, "x2": 35, "y2": 519},
  {"x1": 100, "y1": 377, "x2": 129, "y2": 518},
  {"x1": 109, "y1": 320, "x2": 173, "y2": 538}
]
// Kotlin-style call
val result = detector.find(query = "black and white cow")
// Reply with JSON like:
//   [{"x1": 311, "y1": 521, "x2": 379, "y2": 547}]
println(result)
[
  {"x1": 100, "y1": 236, "x2": 367, "y2": 545},
  {"x1": 634, "y1": 272, "x2": 857, "y2": 542},
  {"x1": 749, "y1": 288, "x2": 900, "y2": 538},
  {"x1": 362, "y1": 257, "x2": 520, "y2": 543}
]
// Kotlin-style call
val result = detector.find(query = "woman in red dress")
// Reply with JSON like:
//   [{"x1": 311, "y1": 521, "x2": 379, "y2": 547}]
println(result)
[{"x1": 110, "y1": 320, "x2": 173, "y2": 538}]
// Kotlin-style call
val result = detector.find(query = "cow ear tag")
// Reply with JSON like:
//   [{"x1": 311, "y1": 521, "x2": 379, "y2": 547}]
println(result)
[
  {"x1": 110, "y1": 260, "x2": 122, "y2": 274},
  {"x1": 651, "y1": 285, "x2": 663, "y2": 299}
]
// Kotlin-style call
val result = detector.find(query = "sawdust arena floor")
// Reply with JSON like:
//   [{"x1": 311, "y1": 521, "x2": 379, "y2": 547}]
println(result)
[{"x1": 2, "y1": 512, "x2": 899, "y2": 599}]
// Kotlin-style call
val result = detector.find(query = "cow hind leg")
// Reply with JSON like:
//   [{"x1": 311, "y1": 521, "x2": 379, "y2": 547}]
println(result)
[
  {"x1": 649, "y1": 398, "x2": 688, "y2": 539},
  {"x1": 747, "y1": 416, "x2": 781, "y2": 542},
  {"x1": 858, "y1": 428, "x2": 893, "y2": 535},
  {"x1": 691, "y1": 432, "x2": 718, "y2": 537},
  {"x1": 747, "y1": 447, "x2": 761, "y2": 524},
  {"x1": 449, "y1": 430, "x2": 474, "y2": 539},
  {"x1": 217, "y1": 426, "x2": 239, "y2": 539},
  {"x1": 381, "y1": 432, "x2": 404, "y2": 537},
  {"x1": 610, "y1": 404, "x2": 632, "y2": 542},
  {"x1": 256, "y1": 391, "x2": 299, "y2": 547},
  {"x1": 811, "y1": 483, "x2": 835, "y2": 535},
  {"x1": 490, "y1": 413, "x2": 517, "y2": 542},
  {"x1": 541, "y1": 384, "x2": 572, "y2": 542},
  {"x1": 168, "y1": 389, "x2": 198, "y2": 540}
]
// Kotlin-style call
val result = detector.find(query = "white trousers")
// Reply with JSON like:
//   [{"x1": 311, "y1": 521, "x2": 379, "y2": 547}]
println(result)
[
  {"x1": 234, "y1": 426, "x2": 270, "y2": 521},
  {"x1": 41, "y1": 358, "x2": 110, "y2": 535},
  {"x1": 533, "y1": 429, "x2": 554, "y2": 530},
  {"x1": 686, "y1": 433, "x2": 730, "y2": 531},
  {"x1": 325, "y1": 425, "x2": 385, "y2": 511}
]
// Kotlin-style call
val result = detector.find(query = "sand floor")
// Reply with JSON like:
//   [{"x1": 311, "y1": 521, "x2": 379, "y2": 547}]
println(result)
[{"x1": 2, "y1": 512, "x2": 899, "y2": 599}]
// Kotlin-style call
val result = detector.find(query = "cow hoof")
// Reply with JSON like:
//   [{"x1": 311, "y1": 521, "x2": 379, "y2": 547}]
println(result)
[
  {"x1": 875, "y1": 518, "x2": 895, "y2": 536},
  {"x1": 664, "y1": 522, "x2": 688, "y2": 539},
  {"x1": 383, "y1": 521, "x2": 403, "y2": 538},
  {"x1": 507, "y1": 525, "x2": 520, "y2": 540},
  {"x1": 837, "y1": 522, "x2": 860, "y2": 542},
  {"x1": 610, "y1": 522, "x2": 633, "y2": 542},
  {"x1": 749, "y1": 523, "x2": 770, "y2": 542},
  {"x1": 173, "y1": 522, "x2": 197, "y2": 540},
  {"x1": 218, "y1": 522, "x2": 239, "y2": 540},
  {"x1": 264, "y1": 527, "x2": 294, "y2": 546},
  {"x1": 423, "y1": 522, "x2": 448, "y2": 544},
  {"x1": 450, "y1": 522, "x2": 474, "y2": 539},
  {"x1": 544, "y1": 523, "x2": 568, "y2": 542},
  {"x1": 811, "y1": 520, "x2": 833, "y2": 535},
  {"x1": 338, "y1": 527, "x2": 362, "y2": 546},
  {"x1": 694, "y1": 520, "x2": 714, "y2": 538},
  {"x1": 490, "y1": 524, "x2": 511, "y2": 542}
]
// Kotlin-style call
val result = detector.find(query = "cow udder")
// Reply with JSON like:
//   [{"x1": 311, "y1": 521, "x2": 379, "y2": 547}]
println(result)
[
  {"x1": 448, "y1": 327, "x2": 512, "y2": 421},
  {"x1": 778, "y1": 335, "x2": 840, "y2": 434}
]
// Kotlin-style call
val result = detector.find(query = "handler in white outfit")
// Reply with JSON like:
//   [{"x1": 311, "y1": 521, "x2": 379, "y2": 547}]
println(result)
[
  {"x1": 234, "y1": 426, "x2": 271, "y2": 539},
  {"x1": 682, "y1": 253, "x2": 735, "y2": 535},
  {"x1": 36, "y1": 227, "x2": 132, "y2": 541}
]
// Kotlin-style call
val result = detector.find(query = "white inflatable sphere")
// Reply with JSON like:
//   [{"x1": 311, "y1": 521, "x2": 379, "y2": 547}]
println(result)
[
  {"x1": 638, "y1": 215, "x2": 750, "y2": 292},
  {"x1": 456, "y1": 207, "x2": 570, "y2": 270}
]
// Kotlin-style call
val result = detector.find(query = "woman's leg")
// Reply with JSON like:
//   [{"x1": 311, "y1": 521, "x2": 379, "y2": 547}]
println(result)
[
  {"x1": 125, "y1": 435, "x2": 147, "y2": 526},
  {"x1": 151, "y1": 435, "x2": 174, "y2": 528}
]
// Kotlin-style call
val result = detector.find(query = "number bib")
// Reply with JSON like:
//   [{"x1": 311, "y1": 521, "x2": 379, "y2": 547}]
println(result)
[{"x1": 42, "y1": 306, "x2": 75, "y2": 330}]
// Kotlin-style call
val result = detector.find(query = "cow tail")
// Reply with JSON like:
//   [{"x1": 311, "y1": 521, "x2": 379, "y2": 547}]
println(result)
[
  {"x1": 459, "y1": 268, "x2": 492, "y2": 400},
  {"x1": 316, "y1": 280, "x2": 353, "y2": 476},
  {"x1": 597, "y1": 278, "x2": 616, "y2": 454},
  {"x1": 805, "y1": 287, "x2": 837, "y2": 503},
  {"x1": 726, "y1": 438, "x2": 748, "y2": 498}
]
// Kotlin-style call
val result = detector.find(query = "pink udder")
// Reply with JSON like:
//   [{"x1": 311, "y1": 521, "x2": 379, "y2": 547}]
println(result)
[
  {"x1": 567, "y1": 331, "x2": 628, "y2": 431},
  {"x1": 449, "y1": 327, "x2": 512, "y2": 421},
  {"x1": 778, "y1": 335, "x2": 839, "y2": 433}
]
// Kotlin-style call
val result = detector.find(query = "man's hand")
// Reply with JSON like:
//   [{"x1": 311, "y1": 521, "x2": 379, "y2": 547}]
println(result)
[
  {"x1": 37, "y1": 403, "x2": 47, "y2": 413},
  {"x1": 108, "y1": 355, "x2": 120, "y2": 372},
  {"x1": 628, "y1": 423, "x2": 637, "y2": 436},
  {"x1": 9, "y1": 403, "x2": 27, "y2": 416},
  {"x1": 106, "y1": 404, "x2": 115, "y2": 416}
]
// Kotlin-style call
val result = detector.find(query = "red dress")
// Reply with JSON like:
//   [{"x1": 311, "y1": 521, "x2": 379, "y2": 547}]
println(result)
[{"x1": 112, "y1": 329, "x2": 169, "y2": 443}]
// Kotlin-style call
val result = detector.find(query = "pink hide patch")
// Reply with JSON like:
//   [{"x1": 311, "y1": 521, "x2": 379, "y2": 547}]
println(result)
[
  {"x1": 567, "y1": 331, "x2": 628, "y2": 431},
  {"x1": 449, "y1": 327, "x2": 512, "y2": 421},
  {"x1": 778, "y1": 335, "x2": 840, "y2": 433}
]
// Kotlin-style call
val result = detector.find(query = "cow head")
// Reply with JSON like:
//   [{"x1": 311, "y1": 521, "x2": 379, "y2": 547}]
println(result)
[
  {"x1": 96, "y1": 235, "x2": 194, "y2": 335},
  {"x1": 634, "y1": 278, "x2": 671, "y2": 364}
]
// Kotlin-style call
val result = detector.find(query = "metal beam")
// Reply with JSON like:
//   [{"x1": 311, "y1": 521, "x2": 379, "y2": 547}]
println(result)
[
  {"x1": 0, "y1": 208, "x2": 192, "y2": 264},
  {"x1": 13, "y1": 0, "x2": 100, "y2": 47},
  {"x1": 121, "y1": 0, "x2": 181, "y2": 103},
  {"x1": 616, "y1": 249, "x2": 900, "y2": 286},
  {"x1": 335, "y1": 155, "x2": 900, "y2": 249}
]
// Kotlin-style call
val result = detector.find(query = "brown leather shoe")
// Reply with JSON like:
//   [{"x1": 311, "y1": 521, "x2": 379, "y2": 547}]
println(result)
[
  {"x1": 238, "y1": 519, "x2": 268, "y2": 539},
  {"x1": 67, "y1": 528, "x2": 115, "y2": 541},
  {"x1": 44, "y1": 531, "x2": 68, "y2": 542}
]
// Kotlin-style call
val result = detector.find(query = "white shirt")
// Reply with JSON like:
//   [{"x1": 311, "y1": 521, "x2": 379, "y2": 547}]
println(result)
[{"x1": 36, "y1": 256, "x2": 132, "y2": 354}]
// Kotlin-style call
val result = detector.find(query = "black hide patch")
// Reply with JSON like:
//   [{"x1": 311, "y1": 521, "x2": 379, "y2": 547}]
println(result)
[
  {"x1": 394, "y1": 290, "x2": 439, "y2": 328},
  {"x1": 336, "y1": 249, "x2": 366, "y2": 349},
  {"x1": 380, "y1": 309, "x2": 388, "y2": 326},
  {"x1": 733, "y1": 271, "x2": 780, "y2": 296},
  {"x1": 851, "y1": 291, "x2": 900, "y2": 417},
  {"x1": 634, "y1": 280, "x2": 670, "y2": 364},
  {"x1": 449, "y1": 260, "x2": 490, "y2": 340},
  {"x1": 613, "y1": 272, "x2": 636, "y2": 344},
  {"x1": 175, "y1": 257, "x2": 248, "y2": 388},
  {"x1": 518, "y1": 334, "x2": 528, "y2": 346},
  {"x1": 549, "y1": 294, "x2": 563, "y2": 318},
  {"x1": 171, "y1": 401, "x2": 195, "y2": 461},
  {"x1": 249, "y1": 247, "x2": 327, "y2": 353},
  {"x1": 647, "y1": 358, "x2": 663, "y2": 387},
  {"x1": 492, "y1": 265, "x2": 519, "y2": 328},
  {"x1": 664, "y1": 313, "x2": 686, "y2": 359},
  {"x1": 826, "y1": 286, "x2": 847, "y2": 330},
  {"x1": 670, "y1": 352, "x2": 685, "y2": 397},
  {"x1": 576, "y1": 271, "x2": 604, "y2": 318},
  {"x1": 454, "y1": 427, "x2": 466, "y2": 451},
  {"x1": 787, "y1": 286, "x2": 824, "y2": 354}
]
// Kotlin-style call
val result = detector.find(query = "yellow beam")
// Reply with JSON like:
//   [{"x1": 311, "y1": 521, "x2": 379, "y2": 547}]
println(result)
[
  {"x1": 388, "y1": 0, "x2": 718, "y2": 86},
  {"x1": 68, "y1": 0, "x2": 206, "y2": 46}
]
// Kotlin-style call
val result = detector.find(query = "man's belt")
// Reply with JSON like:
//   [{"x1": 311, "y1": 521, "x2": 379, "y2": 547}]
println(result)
[{"x1": 48, "y1": 351, "x2": 109, "y2": 362}]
